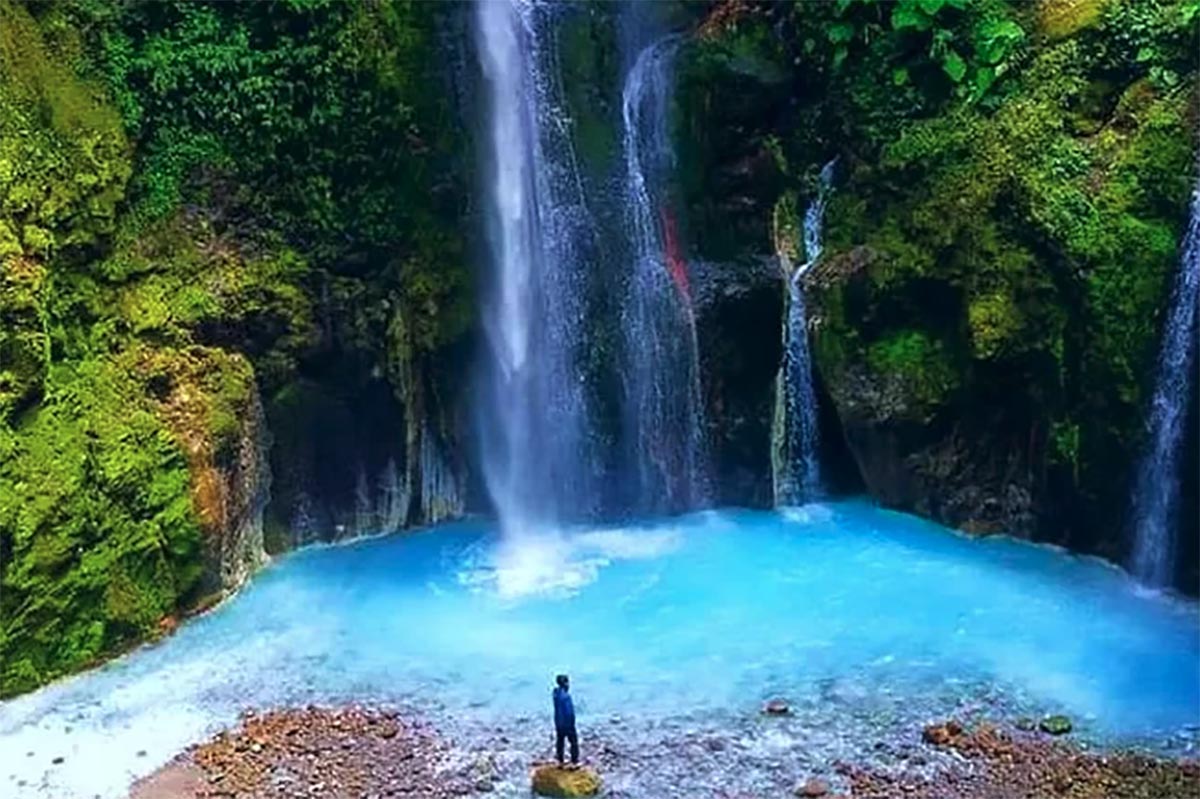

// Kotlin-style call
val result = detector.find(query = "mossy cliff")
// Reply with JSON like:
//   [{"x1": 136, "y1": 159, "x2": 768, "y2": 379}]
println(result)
[
  {"x1": 0, "y1": 0, "x2": 472, "y2": 696},
  {"x1": 676, "y1": 0, "x2": 1198, "y2": 588}
]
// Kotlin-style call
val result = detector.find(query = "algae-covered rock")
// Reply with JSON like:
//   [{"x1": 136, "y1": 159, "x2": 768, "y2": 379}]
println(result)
[
  {"x1": 531, "y1": 764, "x2": 601, "y2": 798},
  {"x1": 1040, "y1": 714, "x2": 1072, "y2": 735},
  {"x1": 1037, "y1": 0, "x2": 1109, "y2": 40}
]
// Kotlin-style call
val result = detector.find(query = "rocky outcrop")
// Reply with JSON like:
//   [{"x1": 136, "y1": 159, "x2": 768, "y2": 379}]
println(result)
[
  {"x1": 806, "y1": 250, "x2": 1041, "y2": 537},
  {"x1": 136, "y1": 346, "x2": 270, "y2": 594},
  {"x1": 202, "y1": 386, "x2": 270, "y2": 592},
  {"x1": 693, "y1": 257, "x2": 782, "y2": 507}
]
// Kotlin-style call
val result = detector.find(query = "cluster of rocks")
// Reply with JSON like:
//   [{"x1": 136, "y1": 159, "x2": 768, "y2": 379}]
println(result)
[
  {"x1": 842, "y1": 719, "x2": 1200, "y2": 799},
  {"x1": 129, "y1": 705, "x2": 1200, "y2": 799},
  {"x1": 131, "y1": 706, "x2": 473, "y2": 799}
]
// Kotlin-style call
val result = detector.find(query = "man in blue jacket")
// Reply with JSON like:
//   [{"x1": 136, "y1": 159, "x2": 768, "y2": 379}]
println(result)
[{"x1": 552, "y1": 674, "x2": 579, "y2": 767}]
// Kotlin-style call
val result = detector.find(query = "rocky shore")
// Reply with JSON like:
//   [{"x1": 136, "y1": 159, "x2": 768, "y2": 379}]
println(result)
[
  {"x1": 844, "y1": 721, "x2": 1200, "y2": 799},
  {"x1": 129, "y1": 707, "x2": 474, "y2": 799},
  {"x1": 126, "y1": 706, "x2": 1200, "y2": 799}
]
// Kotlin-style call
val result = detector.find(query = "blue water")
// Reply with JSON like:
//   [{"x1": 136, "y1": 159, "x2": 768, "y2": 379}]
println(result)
[{"x1": 3, "y1": 501, "x2": 1198, "y2": 798}]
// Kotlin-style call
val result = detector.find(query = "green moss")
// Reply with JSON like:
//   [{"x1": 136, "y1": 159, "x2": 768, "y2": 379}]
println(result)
[
  {"x1": 0, "y1": 0, "x2": 131, "y2": 260},
  {"x1": 867, "y1": 329, "x2": 960, "y2": 410},
  {"x1": 558, "y1": 5, "x2": 620, "y2": 174},
  {"x1": 968, "y1": 290, "x2": 1022, "y2": 360},
  {"x1": 1038, "y1": 0, "x2": 1110, "y2": 40},
  {"x1": 1050, "y1": 419, "x2": 1081, "y2": 474},
  {"x1": 0, "y1": 356, "x2": 202, "y2": 697},
  {"x1": 0, "y1": 257, "x2": 50, "y2": 420}
]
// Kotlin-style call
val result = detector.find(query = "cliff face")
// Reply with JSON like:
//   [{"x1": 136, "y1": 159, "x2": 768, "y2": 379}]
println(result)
[
  {"x1": 141, "y1": 348, "x2": 270, "y2": 594},
  {"x1": 0, "y1": 0, "x2": 474, "y2": 697},
  {"x1": 675, "y1": 0, "x2": 1198, "y2": 588}
]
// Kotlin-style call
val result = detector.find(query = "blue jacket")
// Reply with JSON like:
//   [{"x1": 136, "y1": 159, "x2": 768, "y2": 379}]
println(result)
[{"x1": 553, "y1": 686, "x2": 575, "y2": 730}]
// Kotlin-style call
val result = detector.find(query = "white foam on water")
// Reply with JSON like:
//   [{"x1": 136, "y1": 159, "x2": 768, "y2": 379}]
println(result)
[{"x1": 458, "y1": 525, "x2": 681, "y2": 599}]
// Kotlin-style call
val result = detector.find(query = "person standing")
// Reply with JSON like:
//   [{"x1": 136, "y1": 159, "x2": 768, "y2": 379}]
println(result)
[{"x1": 552, "y1": 674, "x2": 579, "y2": 767}]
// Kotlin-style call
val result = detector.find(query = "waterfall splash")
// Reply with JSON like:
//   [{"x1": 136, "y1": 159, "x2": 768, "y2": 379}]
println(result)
[
  {"x1": 620, "y1": 34, "x2": 709, "y2": 513},
  {"x1": 474, "y1": 0, "x2": 597, "y2": 536},
  {"x1": 1130, "y1": 177, "x2": 1200, "y2": 587},
  {"x1": 773, "y1": 160, "x2": 835, "y2": 506}
]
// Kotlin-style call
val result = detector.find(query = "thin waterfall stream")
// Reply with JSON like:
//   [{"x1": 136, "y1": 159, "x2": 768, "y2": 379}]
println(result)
[
  {"x1": 1130, "y1": 175, "x2": 1200, "y2": 587},
  {"x1": 773, "y1": 161, "x2": 835, "y2": 506},
  {"x1": 619, "y1": 33, "x2": 709, "y2": 514}
]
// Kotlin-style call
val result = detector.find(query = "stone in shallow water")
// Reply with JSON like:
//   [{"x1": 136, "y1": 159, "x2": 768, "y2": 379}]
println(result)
[
  {"x1": 763, "y1": 698, "x2": 791, "y2": 716},
  {"x1": 796, "y1": 776, "x2": 829, "y2": 796},
  {"x1": 1040, "y1": 715, "x2": 1072, "y2": 735},
  {"x1": 531, "y1": 764, "x2": 601, "y2": 797},
  {"x1": 922, "y1": 720, "x2": 963, "y2": 746}
]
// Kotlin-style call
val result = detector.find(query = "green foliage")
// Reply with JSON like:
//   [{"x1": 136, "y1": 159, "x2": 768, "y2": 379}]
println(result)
[
  {"x1": 812, "y1": 0, "x2": 1026, "y2": 106},
  {"x1": 0, "y1": 257, "x2": 50, "y2": 420},
  {"x1": 968, "y1": 290, "x2": 1022, "y2": 360},
  {"x1": 1050, "y1": 419, "x2": 1081, "y2": 475},
  {"x1": 1100, "y1": 0, "x2": 1200, "y2": 90},
  {"x1": 1, "y1": 0, "x2": 472, "y2": 698},
  {"x1": 0, "y1": 1, "x2": 131, "y2": 260},
  {"x1": 559, "y1": 5, "x2": 621, "y2": 173},
  {"x1": 79, "y1": 0, "x2": 461, "y2": 262}
]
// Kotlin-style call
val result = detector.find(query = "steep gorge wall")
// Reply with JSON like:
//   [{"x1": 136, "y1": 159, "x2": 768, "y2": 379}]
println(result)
[
  {"x1": 0, "y1": 0, "x2": 475, "y2": 696},
  {"x1": 675, "y1": 0, "x2": 1199, "y2": 590}
]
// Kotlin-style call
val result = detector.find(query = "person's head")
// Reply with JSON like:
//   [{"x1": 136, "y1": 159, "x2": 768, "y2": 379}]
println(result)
[{"x1": 556, "y1": 674, "x2": 569, "y2": 690}]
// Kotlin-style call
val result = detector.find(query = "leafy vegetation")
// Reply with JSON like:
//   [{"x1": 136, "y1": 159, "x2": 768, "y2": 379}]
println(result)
[
  {"x1": 0, "y1": 0, "x2": 470, "y2": 696},
  {"x1": 677, "y1": 0, "x2": 1196, "y2": 556}
]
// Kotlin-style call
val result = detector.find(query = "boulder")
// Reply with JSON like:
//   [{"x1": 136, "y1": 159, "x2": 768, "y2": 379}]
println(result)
[
  {"x1": 531, "y1": 764, "x2": 601, "y2": 798},
  {"x1": 1040, "y1": 715, "x2": 1072, "y2": 735},
  {"x1": 763, "y1": 698, "x2": 791, "y2": 716},
  {"x1": 922, "y1": 720, "x2": 963, "y2": 746},
  {"x1": 797, "y1": 777, "x2": 829, "y2": 796}
]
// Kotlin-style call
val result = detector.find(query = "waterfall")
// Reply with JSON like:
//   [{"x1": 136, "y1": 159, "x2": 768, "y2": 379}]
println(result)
[
  {"x1": 619, "y1": 34, "x2": 709, "y2": 514},
  {"x1": 474, "y1": 0, "x2": 597, "y2": 535},
  {"x1": 1130, "y1": 178, "x2": 1200, "y2": 587},
  {"x1": 773, "y1": 160, "x2": 835, "y2": 506}
]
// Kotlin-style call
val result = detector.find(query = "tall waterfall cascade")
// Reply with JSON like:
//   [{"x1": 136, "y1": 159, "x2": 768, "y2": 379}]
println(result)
[
  {"x1": 474, "y1": 0, "x2": 597, "y2": 535},
  {"x1": 773, "y1": 160, "x2": 835, "y2": 506},
  {"x1": 619, "y1": 34, "x2": 709, "y2": 514},
  {"x1": 1130, "y1": 176, "x2": 1200, "y2": 587}
]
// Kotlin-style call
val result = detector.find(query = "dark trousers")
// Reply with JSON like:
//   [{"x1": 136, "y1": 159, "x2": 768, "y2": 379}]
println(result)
[{"x1": 555, "y1": 724, "x2": 579, "y2": 765}]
